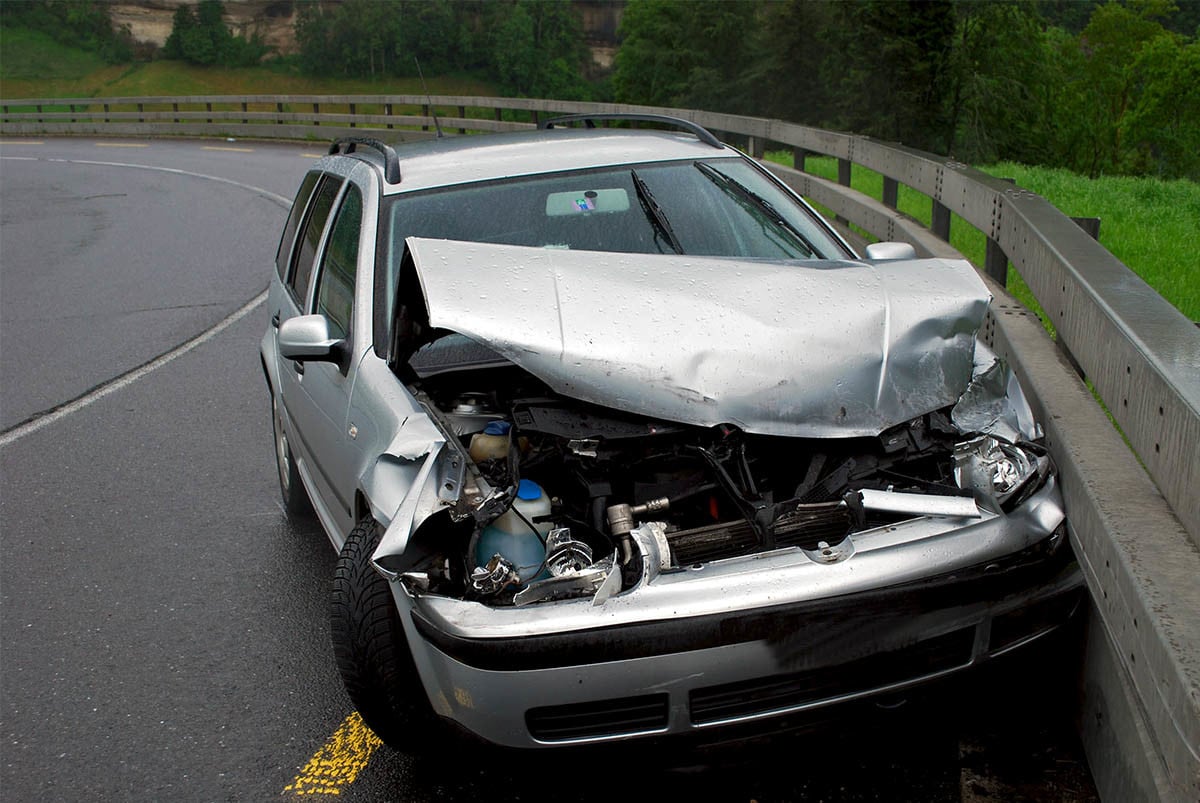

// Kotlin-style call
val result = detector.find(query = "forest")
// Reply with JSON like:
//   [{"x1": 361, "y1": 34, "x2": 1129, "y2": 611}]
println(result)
[{"x1": 3, "y1": 0, "x2": 1198, "y2": 179}]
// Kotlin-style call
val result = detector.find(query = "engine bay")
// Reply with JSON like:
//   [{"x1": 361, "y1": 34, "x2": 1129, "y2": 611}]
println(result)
[{"x1": 391, "y1": 360, "x2": 1047, "y2": 608}]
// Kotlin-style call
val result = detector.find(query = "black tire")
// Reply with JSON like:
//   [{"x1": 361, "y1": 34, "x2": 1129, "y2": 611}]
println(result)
[
  {"x1": 331, "y1": 518, "x2": 442, "y2": 752},
  {"x1": 271, "y1": 391, "x2": 313, "y2": 518}
]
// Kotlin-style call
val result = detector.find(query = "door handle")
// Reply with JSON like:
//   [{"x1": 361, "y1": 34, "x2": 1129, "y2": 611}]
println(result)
[{"x1": 293, "y1": 360, "x2": 305, "y2": 375}]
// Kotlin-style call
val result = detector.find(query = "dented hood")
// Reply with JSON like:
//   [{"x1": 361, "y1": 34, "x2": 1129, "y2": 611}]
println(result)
[{"x1": 405, "y1": 238, "x2": 991, "y2": 438}]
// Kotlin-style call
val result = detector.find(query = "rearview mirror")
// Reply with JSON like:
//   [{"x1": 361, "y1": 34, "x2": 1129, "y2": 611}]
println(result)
[
  {"x1": 278, "y1": 314, "x2": 346, "y2": 365},
  {"x1": 864, "y1": 241, "x2": 918, "y2": 261}
]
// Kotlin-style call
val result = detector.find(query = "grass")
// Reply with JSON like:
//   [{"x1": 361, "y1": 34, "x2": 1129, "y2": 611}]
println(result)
[
  {"x1": 0, "y1": 26, "x2": 109, "y2": 86},
  {"x1": 0, "y1": 26, "x2": 497, "y2": 100},
  {"x1": 765, "y1": 151, "x2": 1199, "y2": 325}
]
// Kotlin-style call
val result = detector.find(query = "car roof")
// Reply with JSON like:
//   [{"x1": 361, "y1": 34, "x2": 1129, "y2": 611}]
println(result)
[{"x1": 326, "y1": 127, "x2": 741, "y2": 194}]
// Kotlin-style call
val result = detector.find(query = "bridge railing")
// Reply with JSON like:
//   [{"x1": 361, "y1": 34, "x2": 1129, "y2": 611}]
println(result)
[{"x1": 3, "y1": 94, "x2": 1197, "y2": 802}]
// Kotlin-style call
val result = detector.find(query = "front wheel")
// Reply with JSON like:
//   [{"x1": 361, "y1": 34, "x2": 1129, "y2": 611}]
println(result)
[{"x1": 330, "y1": 518, "x2": 443, "y2": 752}]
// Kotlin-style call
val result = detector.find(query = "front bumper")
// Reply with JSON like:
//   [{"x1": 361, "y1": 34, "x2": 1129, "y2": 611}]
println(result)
[{"x1": 391, "y1": 480, "x2": 1083, "y2": 749}]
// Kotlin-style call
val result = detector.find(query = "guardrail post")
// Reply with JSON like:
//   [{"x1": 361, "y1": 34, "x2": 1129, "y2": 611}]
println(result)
[
  {"x1": 495, "y1": 107, "x2": 502, "y2": 123},
  {"x1": 37, "y1": 104, "x2": 43, "y2": 123},
  {"x1": 69, "y1": 103, "x2": 75, "y2": 123},
  {"x1": 985, "y1": 178, "x2": 1016, "y2": 286},
  {"x1": 931, "y1": 200, "x2": 951, "y2": 240},
  {"x1": 792, "y1": 147, "x2": 807, "y2": 172},
  {"x1": 173, "y1": 102, "x2": 179, "y2": 123},
  {"x1": 422, "y1": 104, "x2": 429, "y2": 132},
  {"x1": 137, "y1": 102, "x2": 144, "y2": 123},
  {"x1": 206, "y1": 102, "x2": 212, "y2": 124},
  {"x1": 459, "y1": 105, "x2": 466, "y2": 135},
  {"x1": 313, "y1": 103, "x2": 320, "y2": 126},
  {"x1": 836, "y1": 158, "x2": 852, "y2": 224},
  {"x1": 349, "y1": 103, "x2": 356, "y2": 128},
  {"x1": 385, "y1": 102, "x2": 393, "y2": 129},
  {"x1": 748, "y1": 136, "x2": 765, "y2": 159},
  {"x1": 1073, "y1": 216, "x2": 1101, "y2": 240},
  {"x1": 882, "y1": 176, "x2": 899, "y2": 210},
  {"x1": 276, "y1": 101, "x2": 283, "y2": 125},
  {"x1": 103, "y1": 103, "x2": 109, "y2": 123},
  {"x1": 242, "y1": 101, "x2": 248, "y2": 125},
  {"x1": 984, "y1": 239, "x2": 1008, "y2": 286}
]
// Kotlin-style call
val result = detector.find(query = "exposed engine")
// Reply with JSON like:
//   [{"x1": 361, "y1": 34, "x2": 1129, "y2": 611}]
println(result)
[{"x1": 395, "y1": 362, "x2": 1049, "y2": 608}]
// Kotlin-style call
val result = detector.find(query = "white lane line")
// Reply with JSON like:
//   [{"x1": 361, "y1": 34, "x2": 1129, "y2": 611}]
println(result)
[
  {"x1": 202, "y1": 145, "x2": 254, "y2": 153},
  {"x1": 0, "y1": 155, "x2": 292, "y2": 207},
  {"x1": 95, "y1": 142, "x2": 148, "y2": 148},
  {"x1": 0, "y1": 140, "x2": 45, "y2": 145},
  {"x1": 0, "y1": 290, "x2": 267, "y2": 448},
  {"x1": 0, "y1": 154, "x2": 292, "y2": 447}
]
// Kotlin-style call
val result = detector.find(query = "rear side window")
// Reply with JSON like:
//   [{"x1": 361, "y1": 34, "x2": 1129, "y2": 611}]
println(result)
[
  {"x1": 288, "y1": 176, "x2": 343, "y2": 306},
  {"x1": 315, "y1": 185, "x2": 362, "y2": 340},
  {"x1": 276, "y1": 172, "x2": 320, "y2": 280}
]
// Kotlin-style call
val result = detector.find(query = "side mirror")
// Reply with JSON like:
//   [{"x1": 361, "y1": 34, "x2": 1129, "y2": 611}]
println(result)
[
  {"x1": 278, "y1": 314, "x2": 346, "y2": 365},
  {"x1": 864, "y1": 241, "x2": 918, "y2": 261}
]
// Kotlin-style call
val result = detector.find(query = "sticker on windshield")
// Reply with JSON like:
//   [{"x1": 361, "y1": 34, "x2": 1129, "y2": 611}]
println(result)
[{"x1": 546, "y1": 188, "x2": 630, "y2": 216}]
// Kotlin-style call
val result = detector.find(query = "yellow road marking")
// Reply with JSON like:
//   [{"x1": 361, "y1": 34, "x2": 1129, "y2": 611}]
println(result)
[
  {"x1": 201, "y1": 145, "x2": 254, "y2": 153},
  {"x1": 283, "y1": 712, "x2": 382, "y2": 796},
  {"x1": 0, "y1": 140, "x2": 45, "y2": 145},
  {"x1": 301, "y1": 153, "x2": 325, "y2": 158},
  {"x1": 95, "y1": 142, "x2": 148, "y2": 147}
]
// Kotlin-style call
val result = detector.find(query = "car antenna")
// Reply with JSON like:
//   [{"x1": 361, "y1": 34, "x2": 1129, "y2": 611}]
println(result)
[{"x1": 414, "y1": 58, "x2": 444, "y2": 139}]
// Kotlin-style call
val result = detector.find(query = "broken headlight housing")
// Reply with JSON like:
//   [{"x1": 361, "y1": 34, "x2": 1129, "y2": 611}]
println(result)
[{"x1": 953, "y1": 436, "x2": 1050, "y2": 513}]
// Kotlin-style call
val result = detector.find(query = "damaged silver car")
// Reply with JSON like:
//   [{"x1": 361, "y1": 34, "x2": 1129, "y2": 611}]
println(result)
[{"x1": 261, "y1": 116, "x2": 1082, "y2": 752}]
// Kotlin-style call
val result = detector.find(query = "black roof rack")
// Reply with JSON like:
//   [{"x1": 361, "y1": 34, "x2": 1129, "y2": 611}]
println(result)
[
  {"x1": 329, "y1": 137, "x2": 402, "y2": 184},
  {"x1": 540, "y1": 113, "x2": 723, "y2": 149}
]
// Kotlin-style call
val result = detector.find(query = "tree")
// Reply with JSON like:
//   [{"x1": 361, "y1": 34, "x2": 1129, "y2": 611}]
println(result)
[
  {"x1": 948, "y1": 1, "x2": 1060, "y2": 164},
  {"x1": 1054, "y1": 0, "x2": 1189, "y2": 175},
  {"x1": 487, "y1": 0, "x2": 591, "y2": 98},
  {"x1": 613, "y1": 0, "x2": 758, "y2": 113},
  {"x1": 162, "y1": 0, "x2": 266, "y2": 68}
]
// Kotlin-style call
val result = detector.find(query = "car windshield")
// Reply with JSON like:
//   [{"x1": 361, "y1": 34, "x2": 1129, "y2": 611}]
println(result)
[{"x1": 379, "y1": 157, "x2": 847, "y2": 327}]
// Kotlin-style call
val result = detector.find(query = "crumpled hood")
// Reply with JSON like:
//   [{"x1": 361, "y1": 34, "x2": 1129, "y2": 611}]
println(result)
[{"x1": 405, "y1": 238, "x2": 991, "y2": 438}]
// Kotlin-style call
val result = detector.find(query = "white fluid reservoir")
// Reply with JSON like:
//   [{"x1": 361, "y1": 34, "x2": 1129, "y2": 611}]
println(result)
[{"x1": 475, "y1": 479, "x2": 552, "y2": 583}]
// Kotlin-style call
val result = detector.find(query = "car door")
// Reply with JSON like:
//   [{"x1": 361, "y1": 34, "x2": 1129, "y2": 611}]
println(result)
[
  {"x1": 273, "y1": 173, "x2": 350, "y2": 530},
  {"x1": 284, "y1": 180, "x2": 369, "y2": 537}
]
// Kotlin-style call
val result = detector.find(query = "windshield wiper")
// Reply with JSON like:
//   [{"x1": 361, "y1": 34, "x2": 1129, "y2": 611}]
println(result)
[
  {"x1": 694, "y1": 161, "x2": 817, "y2": 258},
  {"x1": 630, "y1": 169, "x2": 683, "y2": 254}
]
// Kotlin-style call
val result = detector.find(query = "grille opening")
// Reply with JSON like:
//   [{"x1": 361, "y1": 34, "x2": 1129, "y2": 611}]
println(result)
[
  {"x1": 690, "y1": 627, "x2": 974, "y2": 725},
  {"x1": 668, "y1": 502, "x2": 853, "y2": 564},
  {"x1": 527, "y1": 693, "x2": 669, "y2": 741}
]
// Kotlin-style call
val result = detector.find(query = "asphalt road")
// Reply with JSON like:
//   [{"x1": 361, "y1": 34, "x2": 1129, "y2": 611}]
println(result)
[{"x1": 0, "y1": 137, "x2": 1097, "y2": 802}]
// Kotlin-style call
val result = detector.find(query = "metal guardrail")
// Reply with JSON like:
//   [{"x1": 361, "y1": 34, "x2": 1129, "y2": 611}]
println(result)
[{"x1": 2, "y1": 94, "x2": 1197, "y2": 801}]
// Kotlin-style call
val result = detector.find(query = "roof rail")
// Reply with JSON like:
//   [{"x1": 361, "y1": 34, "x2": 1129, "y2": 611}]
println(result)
[
  {"x1": 328, "y1": 137, "x2": 402, "y2": 184},
  {"x1": 540, "y1": 113, "x2": 723, "y2": 149}
]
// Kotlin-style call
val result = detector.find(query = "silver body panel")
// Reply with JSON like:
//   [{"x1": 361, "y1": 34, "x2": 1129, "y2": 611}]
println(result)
[
  {"x1": 407, "y1": 237, "x2": 990, "y2": 438},
  {"x1": 377, "y1": 129, "x2": 742, "y2": 195}
]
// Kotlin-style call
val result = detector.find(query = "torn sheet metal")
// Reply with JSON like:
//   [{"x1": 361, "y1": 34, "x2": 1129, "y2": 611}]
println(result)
[
  {"x1": 404, "y1": 238, "x2": 992, "y2": 438},
  {"x1": 952, "y1": 347, "x2": 1041, "y2": 443}
]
